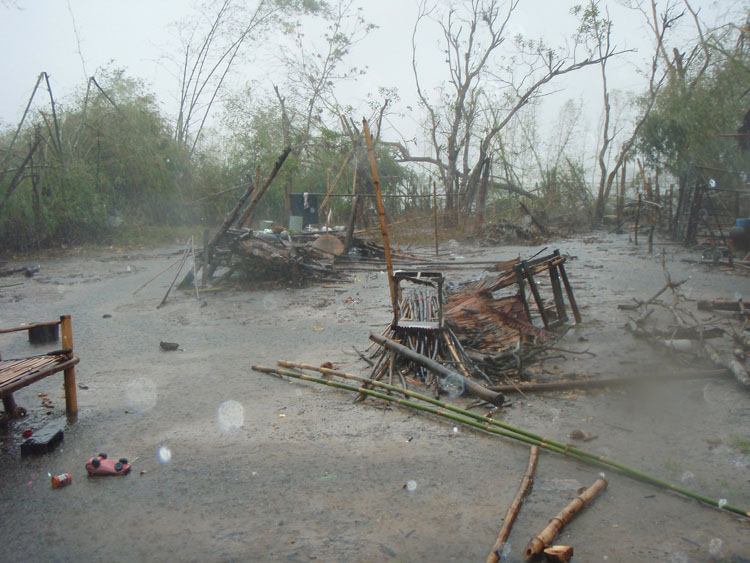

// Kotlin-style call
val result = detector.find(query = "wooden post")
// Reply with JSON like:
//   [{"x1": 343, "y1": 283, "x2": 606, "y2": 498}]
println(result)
[
  {"x1": 617, "y1": 161, "x2": 626, "y2": 226},
  {"x1": 548, "y1": 264, "x2": 568, "y2": 323},
  {"x1": 201, "y1": 228, "x2": 209, "y2": 288},
  {"x1": 515, "y1": 267, "x2": 534, "y2": 326},
  {"x1": 325, "y1": 167, "x2": 331, "y2": 232},
  {"x1": 344, "y1": 153, "x2": 360, "y2": 251},
  {"x1": 668, "y1": 184, "x2": 674, "y2": 230},
  {"x1": 60, "y1": 315, "x2": 77, "y2": 419},
  {"x1": 648, "y1": 224, "x2": 655, "y2": 254},
  {"x1": 362, "y1": 119, "x2": 397, "y2": 320},
  {"x1": 433, "y1": 181, "x2": 439, "y2": 256},
  {"x1": 634, "y1": 193, "x2": 641, "y2": 245},
  {"x1": 555, "y1": 250, "x2": 581, "y2": 324},
  {"x1": 520, "y1": 261, "x2": 549, "y2": 328}
]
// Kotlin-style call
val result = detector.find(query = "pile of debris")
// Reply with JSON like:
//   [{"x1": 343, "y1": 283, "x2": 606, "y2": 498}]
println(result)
[
  {"x1": 211, "y1": 229, "x2": 341, "y2": 284},
  {"x1": 359, "y1": 250, "x2": 580, "y2": 404},
  {"x1": 445, "y1": 251, "x2": 580, "y2": 377}
]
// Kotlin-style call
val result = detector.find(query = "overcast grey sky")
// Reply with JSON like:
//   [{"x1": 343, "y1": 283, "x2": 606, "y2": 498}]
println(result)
[{"x1": 0, "y1": 0, "x2": 730, "y2": 149}]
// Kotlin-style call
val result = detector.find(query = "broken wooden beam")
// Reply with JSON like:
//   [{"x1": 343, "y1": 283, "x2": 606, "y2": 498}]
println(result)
[
  {"x1": 487, "y1": 369, "x2": 727, "y2": 394},
  {"x1": 524, "y1": 476, "x2": 608, "y2": 559},
  {"x1": 487, "y1": 445, "x2": 539, "y2": 563}
]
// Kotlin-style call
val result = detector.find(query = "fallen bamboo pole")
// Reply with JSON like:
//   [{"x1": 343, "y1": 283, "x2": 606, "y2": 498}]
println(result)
[
  {"x1": 369, "y1": 333, "x2": 505, "y2": 406},
  {"x1": 487, "y1": 446, "x2": 539, "y2": 563},
  {"x1": 261, "y1": 362, "x2": 750, "y2": 519},
  {"x1": 133, "y1": 256, "x2": 181, "y2": 296},
  {"x1": 523, "y1": 477, "x2": 608, "y2": 559},
  {"x1": 255, "y1": 364, "x2": 597, "y2": 464},
  {"x1": 157, "y1": 237, "x2": 192, "y2": 309},
  {"x1": 487, "y1": 369, "x2": 727, "y2": 394},
  {"x1": 237, "y1": 147, "x2": 292, "y2": 228}
]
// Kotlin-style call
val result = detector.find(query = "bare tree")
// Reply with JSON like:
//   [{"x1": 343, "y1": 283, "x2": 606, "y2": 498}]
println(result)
[{"x1": 387, "y1": 0, "x2": 622, "y2": 220}]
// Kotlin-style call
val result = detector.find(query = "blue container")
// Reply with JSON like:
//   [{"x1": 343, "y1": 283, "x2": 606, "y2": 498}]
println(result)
[{"x1": 736, "y1": 218, "x2": 750, "y2": 228}]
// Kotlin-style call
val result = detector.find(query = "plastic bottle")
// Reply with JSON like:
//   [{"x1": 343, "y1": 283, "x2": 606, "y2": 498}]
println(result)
[{"x1": 51, "y1": 473, "x2": 72, "y2": 488}]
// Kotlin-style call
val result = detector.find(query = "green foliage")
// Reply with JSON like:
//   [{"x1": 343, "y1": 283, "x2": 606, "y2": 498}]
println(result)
[
  {"x1": 636, "y1": 47, "x2": 750, "y2": 178},
  {"x1": 0, "y1": 69, "x2": 195, "y2": 251},
  {"x1": 219, "y1": 88, "x2": 416, "y2": 228},
  {"x1": 536, "y1": 158, "x2": 593, "y2": 222}
]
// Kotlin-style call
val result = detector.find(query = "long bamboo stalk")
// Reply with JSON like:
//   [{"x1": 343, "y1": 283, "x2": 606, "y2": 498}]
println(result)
[
  {"x1": 433, "y1": 181, "x2": 439, "y2": 256},
  {"x1": 524, "y1": 477, "x2": 608, "y2": 559},
  {"x1": 256, "y1": 363, "x2": 595, "y2": 463},
  {"x1": 487, "y1": 446, "x2": 539, "y2": 563},
  {"x1": 263, "y1": 362, "x2": 750, "y2": 519},
  {"x1": 133, "y1": 257, "x2": 181, "y2": 295},
  {"x1": 362, "y1": 119, "x2": 397, "y2": 319}
]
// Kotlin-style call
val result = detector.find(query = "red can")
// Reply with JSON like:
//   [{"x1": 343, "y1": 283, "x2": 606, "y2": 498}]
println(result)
[{"x1": 51, "y1": 473, "x2": 72, "y2": 488}]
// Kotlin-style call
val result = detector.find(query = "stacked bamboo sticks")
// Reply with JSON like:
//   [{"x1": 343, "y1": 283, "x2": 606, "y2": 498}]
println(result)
[{"x1": 252, "y1": 360, "x2": 750, "y2": 520}]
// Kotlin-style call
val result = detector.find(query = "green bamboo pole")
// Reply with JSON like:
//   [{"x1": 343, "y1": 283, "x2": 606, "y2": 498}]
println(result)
[
  {"x1": 255, "y1": 364, "x2": 603, "y2": 466},
  {"x1": 276, "y1": 361, "x2": 672, "y2": 482},
  {"x1": 256, "y1": 363, "x2": 750, "y2": 519}
]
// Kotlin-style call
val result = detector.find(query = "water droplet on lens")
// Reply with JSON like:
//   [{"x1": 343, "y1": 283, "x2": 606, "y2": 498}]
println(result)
[
  {"x1": 263, "y1": 294, "x2": 280, "y2": 311},
  {"x1": 217, "y1": 400, "x2": 244, "y2": 433},
  {"x1": 405, "y1": 480, "x2": 417, "y2": 492},
  {"x1": 158, "y1": 446, "x2": 172, "y2": 463},
  {"x1": 125, "y1": 377, "x2": 157, "y2": 412},
  {"x1": 452, "y1": 426, "x2": 459, "y2": 433},
  {"x1": 708, "y1": 538, "x2": 723, "y2": 556},
  {"x1": 441, "y1": 373, "x2": 464, "y2": 397},
  {"x1": 500, "y1": 542, "x2": 511, "y2": 559},
  {"x1": 680, "y1": 471, "x2": 695, "y2": 482},
  {"x1": 718, "y1": 498, "x2": 728, "y2": 509}
]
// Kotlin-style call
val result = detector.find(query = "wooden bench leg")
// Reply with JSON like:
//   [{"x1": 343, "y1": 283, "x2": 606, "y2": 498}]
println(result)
[
  {"x1": 60, "y1": 315, "x2": 78, "y2": 419},
  {"x1": 64, "y1": 367, "x2": 77, "y2": 418},
  {"x1": 2, "y1": 394, "x2": 18, "y2": 416}
]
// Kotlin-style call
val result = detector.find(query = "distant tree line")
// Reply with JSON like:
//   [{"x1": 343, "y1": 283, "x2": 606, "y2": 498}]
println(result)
[{"x1": 1, "y1": 0, "x2": 748, "y2": 250}]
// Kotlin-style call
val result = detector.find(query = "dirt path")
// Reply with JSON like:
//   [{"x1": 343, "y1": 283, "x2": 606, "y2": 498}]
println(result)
[{"x1": 1, "y1": 233, "x2": 749, "y2": 561}]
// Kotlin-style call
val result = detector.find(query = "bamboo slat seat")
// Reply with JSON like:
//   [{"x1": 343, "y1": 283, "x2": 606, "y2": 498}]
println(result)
[{"x1": 0, "y1": 316, "x2": 79, "y2": 418}]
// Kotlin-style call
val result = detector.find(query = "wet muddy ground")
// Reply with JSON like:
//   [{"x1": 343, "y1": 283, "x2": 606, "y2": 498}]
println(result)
[{"x1": 1, "y1": 232, "x2": 749, "y2": 562}]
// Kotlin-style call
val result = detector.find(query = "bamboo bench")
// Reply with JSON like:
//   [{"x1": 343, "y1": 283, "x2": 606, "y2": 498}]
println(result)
[{"x1": 0, "y1": 315, "x2": 79, "y2": 419}]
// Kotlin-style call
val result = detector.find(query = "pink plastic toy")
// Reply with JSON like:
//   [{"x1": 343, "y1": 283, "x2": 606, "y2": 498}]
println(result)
[{"x1": 85, "y1": 453, "x2": 131, "y2": 476}]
